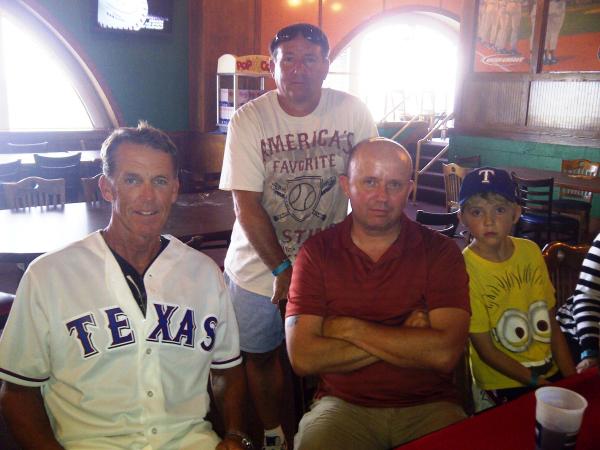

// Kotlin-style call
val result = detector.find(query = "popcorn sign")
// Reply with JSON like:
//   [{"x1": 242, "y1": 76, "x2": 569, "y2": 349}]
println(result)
[{"x1": 235, "y1": 55, "x2": 270, "y2": 74}]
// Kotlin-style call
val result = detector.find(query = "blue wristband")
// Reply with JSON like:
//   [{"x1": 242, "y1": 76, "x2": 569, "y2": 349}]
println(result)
[
  {"x1": 272, "y1": 259, "x2": 291, "y2": 276},
  {"x1": 528, "y1": 373, "x2": 539, "y2": 387},
  {"x1": 580, "y1": 349, "x2": 598, "y2": 360}
]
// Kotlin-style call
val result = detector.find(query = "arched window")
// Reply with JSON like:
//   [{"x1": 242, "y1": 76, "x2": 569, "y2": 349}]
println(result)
[
  {"x1": 0, "y1": 1, "x2": 117, "y2": 131},
  {"x1": 324, "y1": 12, "x2": 459, "y2": 122}
]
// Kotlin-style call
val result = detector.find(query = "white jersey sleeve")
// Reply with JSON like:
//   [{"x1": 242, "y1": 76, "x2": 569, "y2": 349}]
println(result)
[
  {"x1": 210, "y1": 276, "x2": 242, "y2": 369},
  {"x1": 0, "y1": 265, "x2": 51, "y2": 386}
]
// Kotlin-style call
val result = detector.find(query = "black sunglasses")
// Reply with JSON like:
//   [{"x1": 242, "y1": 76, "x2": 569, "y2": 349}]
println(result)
[{"x1": 270, "y1": 23, "x2": 329, "y2": 55}]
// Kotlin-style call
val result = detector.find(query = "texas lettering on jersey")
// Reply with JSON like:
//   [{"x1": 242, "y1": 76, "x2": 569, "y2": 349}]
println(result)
[{"x1": 65, "y1": 303, "x2": 217, "y2": 358}]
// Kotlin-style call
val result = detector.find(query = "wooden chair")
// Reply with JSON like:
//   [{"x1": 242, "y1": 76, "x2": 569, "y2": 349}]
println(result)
[
  {"x1": 185, "y1": 232, "x2": 232, "y2": 270},
  {"x1": 80, "y1": 173, "x2": 103, "y2": 203},
  {"x1": 0, "y1": 161, "x2": 23, "y2": 209},
  {"x1": 202, "y1": 171, "x2": 221, "y2": 191},
  {"x1": 416, "y1": 209, "x2": 459, "y2": 237},
  {"x1": 2, "y1": 177, "x2": 66, "y2": 209},
  {"x1": 442, "y1": 163, "x2": 470, "y2": 212},
  {"x1": 0, "y1": 160, "x2": 22, "y2": 182},
  {"x1": 33, "y1": 152, "x2": 82, "y2": 202},
  {"x1": 6, "y1": 141, "x2": 48, "y2": 152},
  {"x1": 542, "y1": 241, "x2": 590, "y2": 308},
  {"x1": 0, "y1": 292, "x2": 14, "y2": 335},
  {"x1": 179, "y1": 169, "x2": 206, "y2": 193},
  {"x1": 552, "y1": 159, "x2": 599, "y2": 242},
  {"x1": 512, "y1": 174, "x2": 579, "y2": 247},
  {"x1": 454, "y1": 349, "x2": 475, "y2": 416}
]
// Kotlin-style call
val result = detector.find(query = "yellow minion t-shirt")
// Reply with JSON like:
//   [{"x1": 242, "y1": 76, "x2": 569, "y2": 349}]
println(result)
[{"x1": 464, "y1": 237, "x2": 558, "y2": 390}]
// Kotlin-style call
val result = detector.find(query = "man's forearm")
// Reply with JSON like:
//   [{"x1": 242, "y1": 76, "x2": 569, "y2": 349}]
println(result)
[
  {"x1": 233, "y1": 190, "x2": 291, "y2": 302},
  {"x1": 210, "y1": 365, "x2": 248, "y2": 436},
  {"x1": 325, "y1": 310, "x2": 470, "y2": 373},
  {"x1": 285, "y1": 316, "x2": 378, "y2": 376},
  {"x1": 233, "y1": 190, "x2": 287, "y2": 269},
  {"x1": 0, "y1": 382, "x2": 63, "y2": 450}
]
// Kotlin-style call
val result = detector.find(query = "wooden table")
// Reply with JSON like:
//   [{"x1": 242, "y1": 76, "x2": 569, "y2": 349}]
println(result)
[
  {"x1": 508, "y1": 166, "x2": 600, "y2": 194},
  {"x1": 397, "y1": 369, "x2": 600, "y2": 449},
  {"x1": 0, "y1": 191, "x2": 234, "y2": 263}
]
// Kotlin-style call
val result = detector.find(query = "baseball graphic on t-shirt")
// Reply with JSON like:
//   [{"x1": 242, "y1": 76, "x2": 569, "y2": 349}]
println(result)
[{"x1": 288, "y1": 182, "x2": 317, "y2": 212}]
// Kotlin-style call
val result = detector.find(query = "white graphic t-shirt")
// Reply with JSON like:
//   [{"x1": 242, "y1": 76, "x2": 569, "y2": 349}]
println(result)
[{"x1": 220, "y1": 88, "x2": 377, "y2": 296}]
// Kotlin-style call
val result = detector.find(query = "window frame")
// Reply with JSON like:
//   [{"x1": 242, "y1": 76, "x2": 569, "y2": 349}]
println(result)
[{"x1": 0, "y1": 0, "x2": 118, "y2": 134}]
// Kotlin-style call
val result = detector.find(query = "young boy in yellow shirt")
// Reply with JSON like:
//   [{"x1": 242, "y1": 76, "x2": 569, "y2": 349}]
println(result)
[{"x1": 458, "y1": 167, "x2": 574, "y2": 410}]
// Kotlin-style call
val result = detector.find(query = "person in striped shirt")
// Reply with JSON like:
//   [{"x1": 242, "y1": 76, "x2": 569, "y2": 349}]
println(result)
[{"x1": 556, "y1": 233, "x2": 600, "y2": 373}]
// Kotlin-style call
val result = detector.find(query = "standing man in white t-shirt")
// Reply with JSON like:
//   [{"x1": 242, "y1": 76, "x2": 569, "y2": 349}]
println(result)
[{"x1": 219, "y1": 23, "x2": 377, "y2": 450}]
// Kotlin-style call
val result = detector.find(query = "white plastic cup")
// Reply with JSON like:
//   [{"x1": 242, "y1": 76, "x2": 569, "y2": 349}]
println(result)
[{"x1": 535, "y1": 386, "x2": 588, "y2": 450}]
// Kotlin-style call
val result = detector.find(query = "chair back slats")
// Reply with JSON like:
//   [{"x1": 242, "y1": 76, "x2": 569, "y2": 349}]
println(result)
[
  {"x1": 0, "y1": 160, "x2": 22, "y2": 183},
  {"x1": 1, "y1": 177, "x2": 66, "y2": 209},
  {"x1": 512, "y1": 174, "x2": 554, "y2": 218},
  {"x1": 442, "y1": 163, "x2": 470, "y2": 212},
  {"x1": 560, "y1": 159, "x2": 599, "y2": 203},
  {"x1": 33, "y1": 152, "x2": 82, "y2": 168},
  {"x1": 33, "y1": 153, "x2": 82, "y2": 202},
  {"x1": 6, "y1": 142, "x2": 48, "y2": 153},
  {"x1": 542, "y1": 241, "x2": 590, "y2": 307},
  {"x1": 415, "y1": 209, "x2": 459, "y2": 237},
  {"x1": 80, "y1": 173, "x2": 103, "y2": 203}
]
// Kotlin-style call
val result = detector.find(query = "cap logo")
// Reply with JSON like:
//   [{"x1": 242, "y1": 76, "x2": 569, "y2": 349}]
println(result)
[{"x1": 478, "y1": 169, "x2": 495, "y2": 184}]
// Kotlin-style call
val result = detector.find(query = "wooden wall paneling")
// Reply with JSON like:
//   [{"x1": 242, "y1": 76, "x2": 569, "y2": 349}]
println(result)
[
  {"x1": 190, "y1": 0, "x2": 260, "y2": 134},
  {"x1": 529, "y1": 81, "x2": 600, "y2": 131},
  {"x1": 188, "y1": 0, "x2": 260, "y2": 175},
  {"x1": 455, "y1": 0, "x2": 478, "y2": 126},
  {"x1": 321, "y1": 0, "x2": 383, "y2": 49},
  {"x1": 460, "y1": 77, "x2": 529, "y2": 127},
  {"x1": 260, "y1": 0, "x2": 320, "y2": 56},
  {"x1": 455, "y1": 0, "x2": 600, "y2": 147}
]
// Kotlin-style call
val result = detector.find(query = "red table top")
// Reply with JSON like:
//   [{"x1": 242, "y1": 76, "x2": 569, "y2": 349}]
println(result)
[{"x1": 397, "y1": 369, "x2": 600, "y2": 449}]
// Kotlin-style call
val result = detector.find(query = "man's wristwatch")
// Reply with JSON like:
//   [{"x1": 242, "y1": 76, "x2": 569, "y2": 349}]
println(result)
[{"x1": 225, "y1": 431, "x2": 254, "y2": 450}]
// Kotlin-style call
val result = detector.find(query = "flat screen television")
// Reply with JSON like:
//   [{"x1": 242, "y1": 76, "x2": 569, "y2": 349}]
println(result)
[{"x1": 93, "y1": 0, "x2": 173, "y2": 35}]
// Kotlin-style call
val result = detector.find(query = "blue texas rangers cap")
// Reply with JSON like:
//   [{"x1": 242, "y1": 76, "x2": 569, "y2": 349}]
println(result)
[{"x1": 459, "y1": 167, "x2": 517, "y2": 206}]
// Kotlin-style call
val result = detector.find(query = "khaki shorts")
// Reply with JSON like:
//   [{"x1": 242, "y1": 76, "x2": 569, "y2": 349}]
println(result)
[{"x1": 294, "y1": 395, "x2": 466, "y2": 450}]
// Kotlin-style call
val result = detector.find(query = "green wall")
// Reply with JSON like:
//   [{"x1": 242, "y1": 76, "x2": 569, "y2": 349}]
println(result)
[
  {"x1": 450, "y1": 135, "x2": 600, "y2": 216},
  {"x1": 33, "y1": 0, "x2": 189, "y2": 130}
]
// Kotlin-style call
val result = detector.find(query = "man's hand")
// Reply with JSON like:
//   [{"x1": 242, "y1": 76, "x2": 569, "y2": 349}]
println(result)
[
  {"x1": 271, "y1": 267, "x2": 292, "y2": 304},
  {"x1": 216, "y1": 436, "x2": 246, "y2": 450},
  {"x1": 576, "y1": 357, "x2": 599, "y2": 374},
  {"x1": 404, "y1": 309, "x2": 430, "y2": 328}
]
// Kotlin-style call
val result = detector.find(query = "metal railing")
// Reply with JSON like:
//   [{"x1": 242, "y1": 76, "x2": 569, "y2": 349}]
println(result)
[{"x1": 411, "y1": 112, "x2": 454, "y2": 203}]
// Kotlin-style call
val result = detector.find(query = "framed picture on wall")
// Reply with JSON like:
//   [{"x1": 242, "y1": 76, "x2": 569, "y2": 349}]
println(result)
[
  {"x1": 539, "y1": 1, "x2": 600, "y2": 72},
  {"x1": 473, "y1": 0, "x2": 533, "y2": 73}
]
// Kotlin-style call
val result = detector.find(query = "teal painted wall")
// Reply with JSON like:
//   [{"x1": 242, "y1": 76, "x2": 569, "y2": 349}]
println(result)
[
  {"x1": 33, "y1": 0, "x2": 189, "y2": 130},
  {"x1": 450, "y1": 135, "x2": 600, "y2": 216}
]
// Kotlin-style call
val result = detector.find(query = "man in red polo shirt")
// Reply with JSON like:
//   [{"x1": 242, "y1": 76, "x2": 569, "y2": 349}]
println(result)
[{"x1": 285, "y1": 137, "x2": 471, "y2": 450}]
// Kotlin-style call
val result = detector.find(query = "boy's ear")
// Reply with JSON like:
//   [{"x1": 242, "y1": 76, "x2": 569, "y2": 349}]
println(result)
[
  {"x1": 457, "y1": 209, "x2": 464, "y2": 224},
  {"x1": 511, "y1": 204, "x2": 522, "y2": 224}
]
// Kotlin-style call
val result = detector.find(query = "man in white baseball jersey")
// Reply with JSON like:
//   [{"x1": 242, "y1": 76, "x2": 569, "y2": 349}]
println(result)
[
  {"x1": 219, "y1": 23, "x2": 377, "y2": 450},
  {"x1": 0, "y1": 123, "x2": 252, "y2": 450}
]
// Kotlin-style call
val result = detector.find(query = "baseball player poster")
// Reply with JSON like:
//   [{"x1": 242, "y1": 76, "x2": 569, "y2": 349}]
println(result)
[{"x1": 474, "y1": 0, "x2": 600, "y2": 73}]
